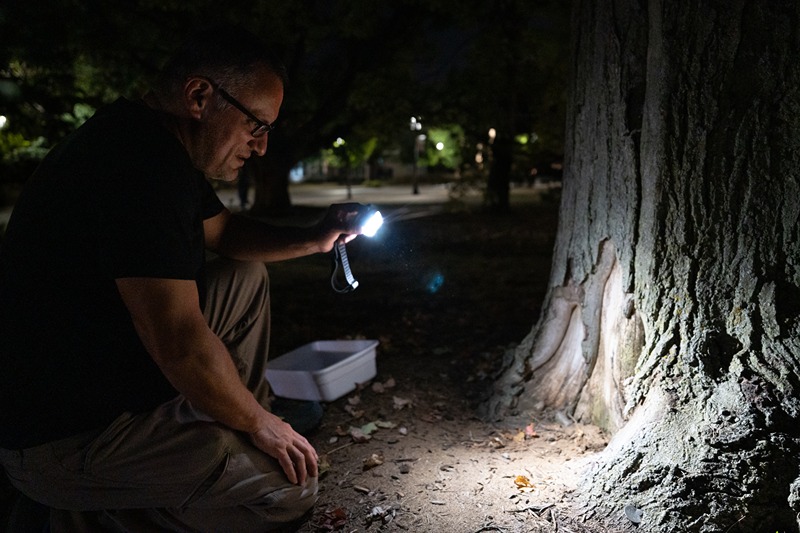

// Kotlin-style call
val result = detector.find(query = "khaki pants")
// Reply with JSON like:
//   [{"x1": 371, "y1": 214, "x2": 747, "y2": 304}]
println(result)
[{"x1": 0, "y1": 259, "x2": 318, "y2": 532}]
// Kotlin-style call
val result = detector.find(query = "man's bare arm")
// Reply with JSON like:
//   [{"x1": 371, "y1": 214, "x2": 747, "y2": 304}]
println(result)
[
  {"x1": 115, "y1": 276, "x2": 317, "y2": 484},
  {"x1": 203, "y1": 203, "x2": 367, "y2": 262}
]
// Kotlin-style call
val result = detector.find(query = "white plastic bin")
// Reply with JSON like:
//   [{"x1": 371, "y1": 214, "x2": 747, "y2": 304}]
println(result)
[{"x1": 266, "y1": 340, "x2": 378, "y2": 402}]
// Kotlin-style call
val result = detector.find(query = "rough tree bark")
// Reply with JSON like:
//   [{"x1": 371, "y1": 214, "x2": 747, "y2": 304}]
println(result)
[
  {"x1": 248, "y1": 156, "x2": 292, "y2": 216},
  {"x1": 248, "y1": 136, "x2": 294, "y2": 216},
  {"x1": 482, "y1": 0, "x2": 800, "y2": 531}
]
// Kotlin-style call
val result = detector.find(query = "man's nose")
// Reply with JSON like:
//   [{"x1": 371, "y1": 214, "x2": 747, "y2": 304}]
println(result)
[{"x1": 250, "y1": 135, "x2": 268, "y2": 157}]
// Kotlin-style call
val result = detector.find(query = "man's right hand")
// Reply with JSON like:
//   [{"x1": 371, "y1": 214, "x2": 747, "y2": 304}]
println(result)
[{"x1": 249, "y1": 412, "x2": 319, "y2": 485}]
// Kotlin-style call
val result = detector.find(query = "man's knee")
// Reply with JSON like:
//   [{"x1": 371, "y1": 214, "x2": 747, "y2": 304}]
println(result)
[
  {"x1": 234, "y1": 260, "x2": 269, "y2": 289},
  {"x1": 208, "y1": 258, "x2": 269, "y2": 296},
  {"x1": 260, "y1": 476, "x2": 318, "y2": 524},
  {"x1": 204, "y1": 258, "x2": 270, "y2": 340},
  {"x1": 203, "y1": 433, "x2": 319, "y2": 525}
]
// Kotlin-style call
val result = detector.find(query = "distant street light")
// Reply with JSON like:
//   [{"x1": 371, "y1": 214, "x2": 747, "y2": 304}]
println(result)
[{"x1": 0, "y1": 115, "x2": 7, "y2": 129}]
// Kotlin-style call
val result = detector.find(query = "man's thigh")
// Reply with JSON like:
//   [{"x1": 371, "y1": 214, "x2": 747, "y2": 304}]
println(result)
[{"x1": 4, "y1": 398, "x2": 298, "y2": 511}]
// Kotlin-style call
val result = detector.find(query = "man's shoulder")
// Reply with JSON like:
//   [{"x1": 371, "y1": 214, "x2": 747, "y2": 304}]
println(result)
[{"x1": 87, "y1": 98, "x2": 164, "y2": 141}]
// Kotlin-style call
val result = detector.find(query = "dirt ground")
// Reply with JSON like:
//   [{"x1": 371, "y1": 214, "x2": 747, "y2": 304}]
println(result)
[
  {"x1": 265, "y1": 186, "x2": 614, "y2": 533},
  {"x1": 0, "y1": 184, "x2": 614, "y2": 532}
]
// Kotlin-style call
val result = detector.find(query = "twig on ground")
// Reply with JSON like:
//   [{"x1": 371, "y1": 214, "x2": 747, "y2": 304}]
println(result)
[
  {"x1": 507, "y1": 503, "x2": 555, "y2": 514},
  {"x1": 473, "y1": 523, "x2": 508, "y2": 533},
  {"x1": 325, "y1": 441, "x2": 355, "y2": 455}
]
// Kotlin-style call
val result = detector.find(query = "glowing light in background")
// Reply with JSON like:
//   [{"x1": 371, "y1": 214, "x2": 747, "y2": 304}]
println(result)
[
  {"x1": 0, "y1": 115, "x2": 7, "y2": 129},
  {"x1": 289, "y1": 162, "x2": 304, "y2": 183},
  {"x1": 425, "y1": 271, "x2": 445, "y2": 293}
]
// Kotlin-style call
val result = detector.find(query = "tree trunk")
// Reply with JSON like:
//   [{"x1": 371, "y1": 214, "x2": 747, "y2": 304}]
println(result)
[
  {"x1": 486, "y1": 135, "x2": 513, "y2": 212},
  {"x1": 248, "y1": 138, "x2": 294, "y2": 216},
  {"x1": 483, "y1": 0, "x2": 800, "y2": 531}
]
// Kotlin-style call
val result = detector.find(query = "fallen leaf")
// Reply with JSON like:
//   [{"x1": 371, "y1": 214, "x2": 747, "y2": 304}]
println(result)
[
  {"x1": 349, "y1": 427, "x2": 371, "y2": 443},
  {"x1": 372, "y1": 377, "x2": 396, "y2": 393},
  {"x1": 368, "y1": 505, "x2": 386, "y2": 519},
  {"x1": 525, "y1": 423, "x2": 538, "y2": 438},
  {"x1": 514, "y1": 475, "x2": 535, "y2": 492},
  {"x1": 344, "y1": 404, "x2": 364, "y2": 418},
  {"x1": 363, "y1": 453, "x2": 384, "y2": 470},
  {"x1": 512, "y1": 431, "x2": 526, "y2": 443},
  {"x1": 316, "y1": 507, "x2": 347, "y2": 531},
  {"x1": 318, "y1": 454, "x2": 331, "y2": 475},
  {"x1": 348, "y1": 395, "x2": 361, "y2": 406},
  {"x1": 375, "y1": 420, "x2": 397, "y2": 429},
  {"x1": 420, "y1": 411, "x2": 442, "y2": 423},
  {"x1": 393, "y1": 396, "x2": 412, "y2": 410},
  {"x1": 360, "y1": 421, "x2": 379, "y2": 435}
]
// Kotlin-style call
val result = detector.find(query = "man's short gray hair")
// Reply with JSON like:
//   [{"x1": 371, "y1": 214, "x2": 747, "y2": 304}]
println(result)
[{"x1": 156, "y1": 25, "x2": 288, "y2": 102}]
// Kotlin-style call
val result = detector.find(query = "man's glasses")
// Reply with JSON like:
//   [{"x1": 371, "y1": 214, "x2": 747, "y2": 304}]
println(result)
[{"x1": 210, "y1": 80, "x2": 275, "y2": 138}]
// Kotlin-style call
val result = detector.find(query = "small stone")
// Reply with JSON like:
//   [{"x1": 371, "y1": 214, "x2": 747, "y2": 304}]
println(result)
[{"x1": 624, "y1": 504, "x2": 643, "y2": 524}]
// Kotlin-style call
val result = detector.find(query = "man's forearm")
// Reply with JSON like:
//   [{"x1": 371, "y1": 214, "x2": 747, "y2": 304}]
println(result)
[
  {"x1": 214, "y1": 213, "x2": 324, "y2": 262},
  {"x1": 153, "y1": 318, "x2": 268, "y2": 433},
  {"x1": 204, "y1": 204, "x2": 367, "y2": 264}
]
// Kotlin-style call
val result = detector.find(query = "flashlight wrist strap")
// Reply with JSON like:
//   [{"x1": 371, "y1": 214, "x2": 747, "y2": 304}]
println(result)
[{"x1": 331, "y1": 241, "x2": 359, "y2": 293}]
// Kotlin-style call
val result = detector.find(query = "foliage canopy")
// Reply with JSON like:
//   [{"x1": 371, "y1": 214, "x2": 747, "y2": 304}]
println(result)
[{"x1": 0, "y1": 0, "x2": 569, "y2": 189}]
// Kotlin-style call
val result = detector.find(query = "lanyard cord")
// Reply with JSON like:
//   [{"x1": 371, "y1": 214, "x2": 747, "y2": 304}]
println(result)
[{"x1": 331, "y1": 241, "x2": 359, "y2": 293}]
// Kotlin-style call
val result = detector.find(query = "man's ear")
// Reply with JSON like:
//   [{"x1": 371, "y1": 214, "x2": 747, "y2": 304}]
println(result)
[{"x1": 182, "y1": 77, "x2": 214, "y2": 120}]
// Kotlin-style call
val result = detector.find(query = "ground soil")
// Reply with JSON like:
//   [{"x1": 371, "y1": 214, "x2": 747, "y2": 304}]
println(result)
[
  {"x1": 1, "y1": 185, "x2": 614, "y2": 532},
  {"x1": 265, "y1": 187, "x2": 613, "y2": 533}
]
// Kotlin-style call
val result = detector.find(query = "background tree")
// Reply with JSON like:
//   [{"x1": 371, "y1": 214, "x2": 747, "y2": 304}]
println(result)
[
  {"x1": 437, "y1": 0, "x2": 570, "y2": 211},
  {"x1": 0, "y1": 0, "x2": 445, "y2": 209},
  {"x1": 483, "y1": 0, "x2": 800, "y2": 531},
  {"x1": 1, "y1": 0, "x2": 571, "y2": 213}
]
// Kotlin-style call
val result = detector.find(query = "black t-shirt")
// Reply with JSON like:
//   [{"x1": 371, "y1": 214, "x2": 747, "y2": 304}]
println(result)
[{"x1": 0, "y1": 98, "x2": 224, "y2": 448}]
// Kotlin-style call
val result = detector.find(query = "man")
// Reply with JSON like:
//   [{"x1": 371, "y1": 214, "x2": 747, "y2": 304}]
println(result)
[{"x1": 0, "y1": 27, "x2": 364, "y2": 531}]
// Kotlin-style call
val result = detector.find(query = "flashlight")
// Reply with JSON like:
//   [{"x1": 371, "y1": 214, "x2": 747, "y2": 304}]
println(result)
[
  {"x1": 360, "y1": 210, "x2": 383, "y2": 237},
  {"x1": 331, "y1": 207, "x2": 383, "y2": 293}
]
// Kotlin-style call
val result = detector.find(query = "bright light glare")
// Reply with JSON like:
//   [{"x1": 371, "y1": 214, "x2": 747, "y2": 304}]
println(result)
[
  {"x1": 361, "y1": 211, "x2": 383, "y2": 237},
  {"x1": 0, "y1": 115, "x2": 7, "y2": 129},
  {"x1": 436, "y1": 142, "x2": 444, "y2": 151}
]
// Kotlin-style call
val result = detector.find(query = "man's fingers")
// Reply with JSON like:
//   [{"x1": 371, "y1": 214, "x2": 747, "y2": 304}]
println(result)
[
  {"x1": 289, "y1": 447, "x2": 307, "y2": 485},
  {"x1": 307, "y1": 449, "x2": 319, "y2": 478},
  {"x1": 278, "y1": 453, "x2": 298, "y2": 485},
  {"x1": 250, "y1": 421, "x2": 319, "y2": 485},
  {"x1": 293, "y1": 443, "x2": 318, "y2": 479}
]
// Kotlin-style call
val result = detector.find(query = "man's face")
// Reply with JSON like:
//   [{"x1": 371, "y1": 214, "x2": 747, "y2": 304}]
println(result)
[{"x1": 193, "y1": 67, "x2": 284, "y2": 182}]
